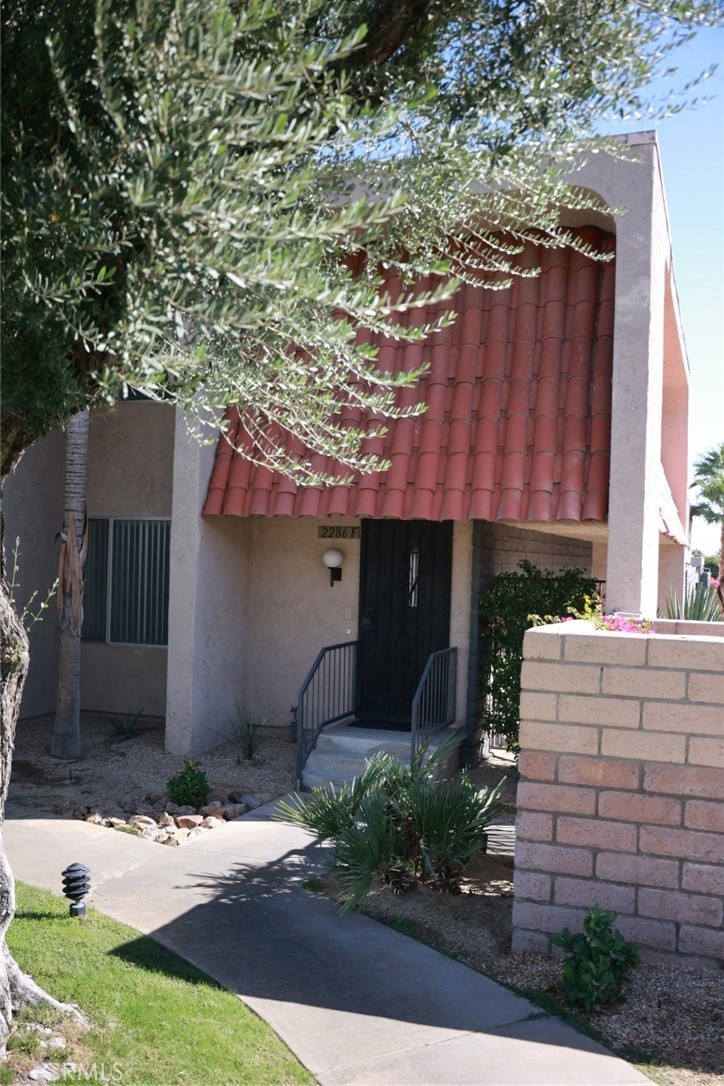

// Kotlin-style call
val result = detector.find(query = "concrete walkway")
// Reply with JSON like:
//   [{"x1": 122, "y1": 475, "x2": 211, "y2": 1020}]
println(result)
[{"x1": 4, "y1": 803, "x2": 652, "y2": 1086}]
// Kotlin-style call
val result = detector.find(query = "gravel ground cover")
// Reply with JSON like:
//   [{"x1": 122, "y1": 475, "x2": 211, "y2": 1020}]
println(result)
[{"x1": 9, "y1": 720, "x2": 722, "y2": 1085}]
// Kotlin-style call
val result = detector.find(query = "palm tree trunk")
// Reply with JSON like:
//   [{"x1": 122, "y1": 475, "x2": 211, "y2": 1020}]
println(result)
[
  {"x1": 51, "y1": 411, "x2": 89, "y2": 760},
  {"x1": 0, "y1": 472, "x2": 86, "y2": 1050}
]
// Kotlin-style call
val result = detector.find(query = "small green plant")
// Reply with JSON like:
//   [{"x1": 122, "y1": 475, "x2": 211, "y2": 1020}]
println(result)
[
  {"x1": 109, "y1": 708, "x2": 144, "y2": 742},
  {"x1": 553, "y1": 906, "x2": 640, "y2": 1012},
  {"x1": 167, "y1": 758, "x2": 211, "y2": 809},
  {"x1": 664, "y1": 584, "x2": 723, "y2": 622},
  {"x1": 227, "y1": 699, "x2": 268, "y2": 762}
]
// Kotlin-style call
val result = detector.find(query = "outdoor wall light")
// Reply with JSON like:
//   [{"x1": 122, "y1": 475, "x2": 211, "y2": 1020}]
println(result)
[
  {"x1": 61, "y1": 862, "x2": 91, "y2": 918},
  {"x1": 323, "y1": 548, "x2": 343, "y2": 587}
]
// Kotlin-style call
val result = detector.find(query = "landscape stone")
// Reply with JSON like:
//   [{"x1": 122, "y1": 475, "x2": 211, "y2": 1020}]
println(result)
[
  {"x1": 174, "y1": 805, "x2": 196, "y2": 816},
  {"x1": 157, "y1": 810, "x2": 175, "y2": 828},
  {"x1": 176, "y1": 814, "x2": 203, "y2": 829},
  {"x1": 174, "y1": 828, "x2": 190, "y2": 844},
  {"x1": 239, "y1": 794, "x2": 261, "y2": 810},
  {"x1": 186, "y1": 826, "x2": 207, "y2": 841},
  {"x1": 200, "y1": 816, "x2": 222, "y2": 830}
]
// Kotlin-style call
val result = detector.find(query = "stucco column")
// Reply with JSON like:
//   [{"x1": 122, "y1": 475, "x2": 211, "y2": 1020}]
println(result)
[
  {"x1": 165, "y1": 410, "x2": 206, "y2": 754},
  {"x1": 604, "y1": 138, "x2": 667, "y2": 617}
]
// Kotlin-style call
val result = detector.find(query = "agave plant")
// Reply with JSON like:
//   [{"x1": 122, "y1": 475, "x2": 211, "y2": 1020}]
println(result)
[{"x1": 664, "y1": 585, "x2": 723, "y2": 622}]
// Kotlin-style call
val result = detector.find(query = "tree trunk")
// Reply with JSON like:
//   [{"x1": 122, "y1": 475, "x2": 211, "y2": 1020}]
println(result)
[
  {"x1": 0, "y1": 484, "x2": 86, "y2": 1050},
  {"x1": 51, "y1": 411, "x2": 89, "y2": 760}
]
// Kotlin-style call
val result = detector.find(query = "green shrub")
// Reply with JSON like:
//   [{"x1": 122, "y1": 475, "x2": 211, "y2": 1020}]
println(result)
[
  {"x1": 479, "y1": 561, "x2": 598, "y2": 751},
  {"x1": 227, "y1": 699, "x2": 269, "y2": 762},
  {"x1": 167, "y1": 758, "x2": 211, "y2": 809},
  {"x1": 109, "y1": 708, "x2": 144, "y2": 742},
  {"x1": 276, "y1": 735, "x2": 505, "y2": 911},
  {"x1": 553, "y1": 906, "x2": 639, "y2": 1012}
]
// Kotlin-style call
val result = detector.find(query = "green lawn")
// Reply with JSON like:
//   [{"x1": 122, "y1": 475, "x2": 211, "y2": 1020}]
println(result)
[{"x1": 5, "y1": 882, "x2": 314, "y2": 1086}]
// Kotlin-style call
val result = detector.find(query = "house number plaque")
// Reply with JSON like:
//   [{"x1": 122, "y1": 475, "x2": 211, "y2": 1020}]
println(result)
[{"x1": 317, "y1": 526, "x2": 360, "y2": 539}]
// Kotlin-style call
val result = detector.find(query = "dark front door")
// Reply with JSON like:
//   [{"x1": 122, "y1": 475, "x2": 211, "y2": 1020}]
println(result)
[{"x1": 358, "y1": 520, "x2": 453, "y2": 723}]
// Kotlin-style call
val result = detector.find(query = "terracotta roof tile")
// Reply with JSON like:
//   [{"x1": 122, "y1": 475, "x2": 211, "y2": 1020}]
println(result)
[{"x1": 203, "y1": 228, "x2": 614, "y2": 523}]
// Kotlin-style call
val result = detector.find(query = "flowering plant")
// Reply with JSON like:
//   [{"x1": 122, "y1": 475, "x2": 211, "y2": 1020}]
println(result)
[{"x1": 530, "y1": 595, "x2": 651, "y2": 633}]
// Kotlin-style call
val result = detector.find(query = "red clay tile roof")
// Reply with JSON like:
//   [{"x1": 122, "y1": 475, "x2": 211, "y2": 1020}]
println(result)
[{"x1": 204, "y1": 227, "x2": 615, "y2": 523}]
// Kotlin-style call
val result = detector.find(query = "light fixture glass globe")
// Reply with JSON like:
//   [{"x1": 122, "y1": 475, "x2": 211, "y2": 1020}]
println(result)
[{"x1": 322, "y1": 548, "x2": 343, "y2": 569}]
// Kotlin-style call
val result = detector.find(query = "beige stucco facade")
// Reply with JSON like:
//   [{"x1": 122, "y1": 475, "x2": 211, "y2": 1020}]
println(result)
[{"x1": 7, "y1": 134, "x2": 694, "y2": 760}]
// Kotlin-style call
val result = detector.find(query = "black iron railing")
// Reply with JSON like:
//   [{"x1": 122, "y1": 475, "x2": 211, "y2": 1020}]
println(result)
[
  {"x1": 411, "y1": 647, "x2": 457, "y2": 762},
  {"x1": 296, "y1": 641, "x2": 358, "y2": 788}
]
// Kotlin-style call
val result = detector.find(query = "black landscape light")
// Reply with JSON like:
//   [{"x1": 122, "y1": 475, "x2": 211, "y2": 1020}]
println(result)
[{"x1": 61, "y1": 862, "x2": 91, "y2": 917}]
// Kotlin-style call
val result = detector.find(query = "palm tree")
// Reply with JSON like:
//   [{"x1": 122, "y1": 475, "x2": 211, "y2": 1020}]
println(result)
[
  {"x1": 690, "y1": 442, "x2": 724, "y2": 610},
  {"x1": 51, "y1": 411, "x2": 89, "y2": 758}
]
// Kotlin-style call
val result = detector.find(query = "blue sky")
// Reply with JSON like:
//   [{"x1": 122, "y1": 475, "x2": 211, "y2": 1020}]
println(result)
[{"x1": 621, "y1": 27, "x2": 724, "y2": 555}]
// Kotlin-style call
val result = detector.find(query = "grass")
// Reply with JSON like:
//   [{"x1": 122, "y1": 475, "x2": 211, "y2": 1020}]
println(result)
[{"x1": 6, "y1": 882, "x2": 313, "y2": 1086}]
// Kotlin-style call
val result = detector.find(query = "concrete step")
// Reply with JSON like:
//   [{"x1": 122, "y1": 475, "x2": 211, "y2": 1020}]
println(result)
[{"x1": 301, "y1": 721, "x2": 461, "y2": 790}]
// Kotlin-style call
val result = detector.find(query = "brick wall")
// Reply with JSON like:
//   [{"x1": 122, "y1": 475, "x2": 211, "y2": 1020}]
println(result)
[{"x1": 513, "y1": 619, "x2": 724, "y2": 968}]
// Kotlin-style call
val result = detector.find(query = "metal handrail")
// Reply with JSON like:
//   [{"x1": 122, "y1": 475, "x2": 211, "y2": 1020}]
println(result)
[
  {"x1": 296, "y1": 640, "x2": 358, "y2": 788},
  {"x1": 410, "y1": 646, "x2": 457, "y2": 762}
]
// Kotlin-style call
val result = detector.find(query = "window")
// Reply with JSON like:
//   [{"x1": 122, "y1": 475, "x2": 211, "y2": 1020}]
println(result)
[{"x1": 83, "y1": 518, "x2": 171, "y2": 646}]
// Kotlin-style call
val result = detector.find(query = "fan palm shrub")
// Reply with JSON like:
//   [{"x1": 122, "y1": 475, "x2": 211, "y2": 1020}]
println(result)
[{"x1": 275, "y1": 735, "x2": 505, "y2": 911}]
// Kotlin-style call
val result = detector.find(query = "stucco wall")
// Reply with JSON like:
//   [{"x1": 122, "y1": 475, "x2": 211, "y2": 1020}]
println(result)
[
  {"x1": 81, "y1": 402, "x2": 175, "y2": 716},
  {"x1": 513, "y1": 620, "x2": 724, "y2": 968},
  {"x1": 3, "y1": 430, "x2": 65, "y2": 719},
  {"x1": 4, "y1": 403, "x2": 175, "y2": 721}
]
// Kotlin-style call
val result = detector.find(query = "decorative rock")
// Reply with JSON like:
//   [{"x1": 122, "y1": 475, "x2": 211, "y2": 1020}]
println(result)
[
  {"x1": 85, "y1": 812, "x2": 106, "y2": 825},
  {"x1": 208, "y1": 787, "x2": 228, "y2": 803},
  {"x1": 133, "y1": 802, "x2": 157, "y2": 816},
  {"x1": 200, "y1": 816, "x2": 222, "y2": 830},
  {"x1": 105, "y1": 817, "x2": 127, "y2": 828},
  {"x1": 130, "y1": 815, "x2": 157, "y2": 829},
  {"x1": 176, "y1": 814, "x2": 203, "y2": 829},
  {"x1": 174, "y1": 828, "x2": 190, "y2": 844},
  {"x1": 175, "y1": 805, "x2": 196, "y2": 816},
  {"x1": 47, "y1": 1037, "x2": 67, "y2": 1050},
  {"x1": 28, "y1": 1063, "x2": 63, "y2": 1082},
  {"x1": 157, "y1": 810, "x2": 175, "y2": 828},
  {"x1": 227, "y1": 790, "x2": 246, "y2": 805},
  {"x1": 144, "y1": 792, "x2": 164, "y2": 804},
  {"x1": 222, "y1": 803, "x2": 247, "y2": 820},
  {"x1": 186, "y1": 826, "x2": 207, "y2": 841},
  {"x1": 165, "y1": 802, "x2": 179, "y2": 815},
  {"x1": 158, "y1": 832, "x2": 180, "y2": 847},
  {"x1": 238, "y1": 794, "x2": 261, "y2": 810},
  {"x1": 199, "y1": 801, "x2": 223, "y2": 816}
]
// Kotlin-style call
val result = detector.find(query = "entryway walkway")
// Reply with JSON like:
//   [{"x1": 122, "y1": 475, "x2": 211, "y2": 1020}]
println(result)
[{"x1": 5, "y1": 803, "x2": 651, "y2": 1085}]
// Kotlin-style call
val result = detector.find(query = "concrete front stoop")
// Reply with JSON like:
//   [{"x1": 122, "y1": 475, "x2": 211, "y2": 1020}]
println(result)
[{"x1": 301, "y1": 722, "x2": 462, "y2": 790}]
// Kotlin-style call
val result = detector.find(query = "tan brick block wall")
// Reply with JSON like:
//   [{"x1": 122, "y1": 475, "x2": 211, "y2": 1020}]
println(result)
[
  {"x1": 643, "y1": 764, "x2": 724, "y2": 800},
  {"x1": 558, "y1": 694, "x2": 640, "y2": 729},
  {"x1": 687, "y1": 671, "x2": 724, "y2": 703},
  {"x1": 517, "y1": 751, "x2": 557, "y2": 781},
  {"x1": 642, "y1": 701, "x2": 724, "y2": 736},
  {"x1": 615, "y1": 916, "x2": 677, "y2": 952},
  {"x1": 516, "y1": 841, "x2": 593, "y2": 877},
  {"x1": 684, "y1": 800, "x2": 724, "y2": 833},
  {"x1": 556, "y1": 815, "x2": 637, "y2": 852},
  {"x1": 515, "y1": 623, "x2": 724, "y2": 967},
  {"x1": 517, "y1": 783, "x2": 596, "y2": 816},
  {"x1": 519, "y1": 691, "x2": 559, "y2": 722},
  {"x1": 521, "y1": 660, "x2": 601, "y2": 695},
  {"x1": 681, "y1": 863, "x2": 724, "y2": 896},
  {"x1": 554, "y1": 877, "x2": 635, "y2": 914},
  {"x1": 598, "y1": 791, "x2": 681, "y2": 826},
  {"x1": 518, "y1": 721, "x2": 598, "y2": 755},
  {"x1": 637, "y1": 888, "x2": 722, "y2": 927},
  {"x1": 522, "y1": 628, "x2": 563, "y2": 661},
  {"x1": 602, "y1": 667, "x2": 687, "y2": 700},
  {"x1": 688, "y1": 736, "x2": 724, "y2": 768},
  {"x1": 595, "y1": 852, "x2": 679, "y2": 888},
  {"x1": 647, "y1": 638, "x2": 724, "y2": 671},
  {"x1": 678, "y1": 926, "x2": 724, "y2": 959},
  {"x1": 558, "y1": 755, "x2": 639, "y2": 790},
  {"x1": 514, "y1": 871, "x2": 552, "y2": 902},
  {"x1": 565, "y1": 635, "x2": 647, "y2": 666},
  {"x1": 639, "y1": 825, "x2": 724, "y2": 865},
  {"x1": 601, "y1": 729, "x2": 686, "y2": 764},
  {"x1": 515, "y1": 811, "x2": 554, "y2": 842}
]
